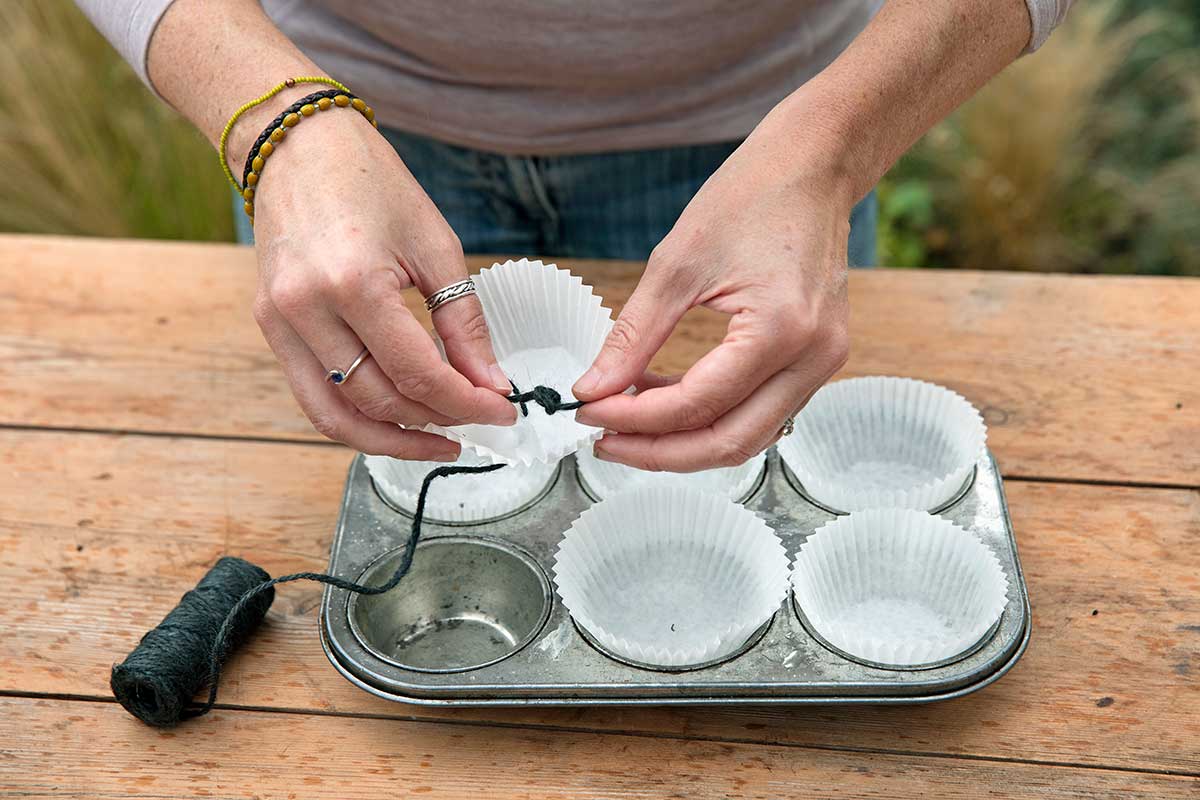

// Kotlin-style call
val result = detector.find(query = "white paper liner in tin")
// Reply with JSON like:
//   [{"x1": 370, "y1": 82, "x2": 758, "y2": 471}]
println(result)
[
  {"x1": 553, "y1": 486, "x2": 790, "y2": 668},
  {"x1": 364, "y1": 451, "x2": 557, "y2": 523},
  {"x1": 425, "y1": 259, "x2": 613, "y2": 466},
  {"x1": 777, "y1": 376, "x2": 986, "y2": 512},
  {"x1": 576, "y1": 445, "x2": 766, "y2": 503},
  {"x1": 791, "y1": 508, "x2": 1009, "y2": 668}
]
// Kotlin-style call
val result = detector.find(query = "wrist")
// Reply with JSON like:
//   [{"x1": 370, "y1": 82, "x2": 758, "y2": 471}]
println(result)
[
  {"x1": 224, "y1": 82, "x2": 352, "y2": 179},
  {"x1": 245, "y1": 105, "x2": 384, "y2": 226},
  {"x1": 752, "y1": 86, "x2": 874, "y2": 214}
]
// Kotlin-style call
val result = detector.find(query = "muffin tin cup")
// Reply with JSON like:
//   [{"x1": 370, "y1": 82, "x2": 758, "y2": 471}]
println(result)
[
  {"x1": 347, "y1": 535, "x2": 553, "y2": 674},
  {"x1": 791, "y1": 596, "x2": 1004, "y2": 672},
  {"x1": 779, "y1": 459, "x2": 978, "y2": 517},
  {"x1": 790, "y1": 509, "x2": 1010, "y2": 670},
  {"x1": 365, "y1": 451, "x2": 560, "y2": 525},
  {"x1": 424, "y1": 259, "x2": 614, "y2": 466},
  {"x1": 552, "y1": 486, "x2": 790, "y2": 669},
  {"x1": 572, "y1": 613, "x2": 777, "y2": 673},
  {"x1": 777, "y1": 376, "x2": 987, "y2": 513},
  {"x1": 575, "y1": 445, "x2": 768, "y2": 504},
  {"x1": 320, "y1": 449, "x2": 1029, "y2": 704}
]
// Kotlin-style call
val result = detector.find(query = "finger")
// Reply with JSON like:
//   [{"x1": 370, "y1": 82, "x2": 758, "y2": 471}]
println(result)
[
  {"x1": 766, "y1": 382, "x2": 822, "y2": 448},
  {"x1": 338, "y1": 280, "x2": 517, "y2": 426},
  {"x1": 285, "y1": 305, "x2": 462, "y2": 427},
  {"x1": 634, "y1": 370, "x2": 680, "y2": 392},
  {"x1": 259, "y1": 314, "x2": 462, "y2": 461},
  {"x1": 400, "y1": 242, "x2": 510, "y2": 395},
  {"x1": 592, "y1": 361, "x2": 834, "y2": 472},
  {"x1": 576, "y1": 308, "x2": 802, "y2": 434},
  {"x1": 431, "y1": 293, "x2": 512, "y2": 395},
  {"x1": 572, "y1": 267, "x2": 694, "y2": 401},
  {"x1": 325, "y1": 357, "x2": 462, "y2": 427}
]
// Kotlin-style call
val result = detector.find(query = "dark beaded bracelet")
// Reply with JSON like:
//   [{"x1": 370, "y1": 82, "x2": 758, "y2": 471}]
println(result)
[{"x1": 238, "y1": 88, "x2": 376, "y2": 221}]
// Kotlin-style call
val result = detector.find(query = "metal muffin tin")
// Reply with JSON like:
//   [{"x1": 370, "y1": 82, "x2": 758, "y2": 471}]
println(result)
[{"x1": 320, "y1": 450, "x2": 1030, "y2": 705}]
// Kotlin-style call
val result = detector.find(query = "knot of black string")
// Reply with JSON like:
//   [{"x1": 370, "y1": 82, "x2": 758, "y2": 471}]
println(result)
[
  {"x1": 506, "y1": 380, "x2": 584, "y2": 417},
  {"x1": 110, "y1": 382, "x2": 584, "y2": 727}
]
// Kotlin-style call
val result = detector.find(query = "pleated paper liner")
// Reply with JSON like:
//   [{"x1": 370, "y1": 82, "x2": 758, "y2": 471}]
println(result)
[
  {"x1": 575, "y1": 445, "x2": 767, "y2": 504},
  {"x1": 365, "y1": 451, "x2": 559, "y2": 525},
  {"x1": 791, "y1": 508, "x2": 1009, "y2": 669},
  {"x1": 553, "y1": 486, "x2": 790, "y2": 669},
  {"x1": 425, "y1": 259, "x2": 613, "y2": 466},
  {"x1": 777, "y1": 376, "x2": 987, "y2": 513}
]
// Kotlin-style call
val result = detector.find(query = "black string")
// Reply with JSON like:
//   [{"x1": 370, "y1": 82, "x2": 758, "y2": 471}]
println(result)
[
  {"x1": 190, "y1": 383, "x2": 581, "y2": 720},
  {"x1": 507, "y1": 380, "x2": 584, "y2": 417},
  {"x1": 111, "y1": 383, "x2": 583, "y2": 726},
  {"x1": 189, "y1": 461, "x2": 504, "y2": 718}
]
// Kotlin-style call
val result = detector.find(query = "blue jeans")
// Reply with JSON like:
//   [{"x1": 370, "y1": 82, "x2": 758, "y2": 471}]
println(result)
[{"x1": 235, "y1": 128, "x2": 877, "y2": 266}]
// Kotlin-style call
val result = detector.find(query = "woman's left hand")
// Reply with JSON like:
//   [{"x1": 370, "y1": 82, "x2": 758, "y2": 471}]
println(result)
[{"x1": 571, "y1": 114, "x2": 856, "y2": 471}]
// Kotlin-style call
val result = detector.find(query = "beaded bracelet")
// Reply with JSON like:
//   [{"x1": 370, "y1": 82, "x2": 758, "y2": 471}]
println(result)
[
  {"x1": 218, "y1": 77, "x2": 351, "y2": 191},
  {"x1": 238, "y1": 89, "x2": 377, "y2": 223}
]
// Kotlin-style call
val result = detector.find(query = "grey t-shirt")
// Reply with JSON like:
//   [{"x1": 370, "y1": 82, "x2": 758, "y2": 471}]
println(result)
[{"x1": 80, "y1": 0, "x2": 1070, "y2": 156}]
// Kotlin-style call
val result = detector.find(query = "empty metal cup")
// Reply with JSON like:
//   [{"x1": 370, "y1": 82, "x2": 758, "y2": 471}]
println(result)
[{"x1": 348, "y1": 536, "x2": 552, "y2": 673}]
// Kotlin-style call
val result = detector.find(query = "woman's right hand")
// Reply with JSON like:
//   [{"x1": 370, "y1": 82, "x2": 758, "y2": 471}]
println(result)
[{"x1": 245, "y1": 111, "x2": 517, "y2": 460}]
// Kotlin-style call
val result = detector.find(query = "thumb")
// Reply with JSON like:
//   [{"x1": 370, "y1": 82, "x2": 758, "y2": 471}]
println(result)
[
  {"x1": 573, "y1": 274, "x2": 691, "y2": 401},
  {"x1": 431, "y1": 293, "x2": 511, "y2": 394}
]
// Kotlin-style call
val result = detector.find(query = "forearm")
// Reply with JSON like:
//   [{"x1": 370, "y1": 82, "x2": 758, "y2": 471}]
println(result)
[
  {"x1": 146, "y1": 0, "x2": 327, "y2": 174},
  {"x1": 759, "y1": 0, "x2": 1035, "y2": 207}
]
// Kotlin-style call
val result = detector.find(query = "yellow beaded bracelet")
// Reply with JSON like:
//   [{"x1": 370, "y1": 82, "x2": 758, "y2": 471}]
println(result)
[
  {"x1": 218, "y1": 76, "x2": 351, "y2": 190},
  {"x1": 239, "y1": 88, "x2": 376, "y2": 224}
]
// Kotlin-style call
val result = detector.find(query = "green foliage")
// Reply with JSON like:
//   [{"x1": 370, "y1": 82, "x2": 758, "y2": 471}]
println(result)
[
  {"x1": 877, "y1": 179, "x2": 935, "y2": 268},
  {"x1": 879, "y1": 2, "x2": 1200, "y2": 274}
]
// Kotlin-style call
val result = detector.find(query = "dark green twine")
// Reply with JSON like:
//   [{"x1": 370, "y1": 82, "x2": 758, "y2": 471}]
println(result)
[
  {"x1": 110, "y1": 383, "x2": 584, "y2": 727},
  {"x1": 507, "y1": 379, "x2": 584, "y2": 418},
  {"x1": 110, "y1": 556, "x2": 273, "y2": 727}
]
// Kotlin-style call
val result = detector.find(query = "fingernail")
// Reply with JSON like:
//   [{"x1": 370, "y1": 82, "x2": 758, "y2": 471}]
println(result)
[
  {"x1": 574, "y1": 368, "x2": 603, "y2": 397},
  {"x1": 488, "y1": 363, "x2": 511, "y2": 394},
  {"x1": 434, "y1": 450, "x2": 459, "y2": 462}
]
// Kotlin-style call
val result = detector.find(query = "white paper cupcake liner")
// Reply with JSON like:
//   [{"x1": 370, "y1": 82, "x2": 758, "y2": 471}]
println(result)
[
  {"x1": 791, "y1": 508, "x2": 1009, "y2": 668},
  {"x1": 553, "y1": 486, "x2": 790, "y2": 668},
  {"x1": 364, "y1": 451, "x2": 558, "y2": 524},
  {"x1": 425, "y1": 259, "x2": 613, "y2": 467},
  {"x1": 576, "y1": 445, "x2": 766, "y2": 503},
  {"x1": 777, "y1": 376, "x2": 986, "y2": 512}
]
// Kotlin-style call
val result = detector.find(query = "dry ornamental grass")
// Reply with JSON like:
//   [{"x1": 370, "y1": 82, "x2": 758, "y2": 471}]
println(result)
[{"x1": 0, "y1": 0, "x2": 233, "y2": 241}]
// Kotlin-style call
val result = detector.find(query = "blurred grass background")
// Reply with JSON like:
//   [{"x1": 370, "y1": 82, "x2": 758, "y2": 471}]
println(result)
[{"x1": 1, "y1": 0, "x2": 1197, "y2": 273}]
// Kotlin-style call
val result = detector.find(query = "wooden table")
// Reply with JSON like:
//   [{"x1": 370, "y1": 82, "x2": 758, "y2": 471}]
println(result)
[{"x1": 1, "y1": 234, "x2": 1197, "y2": 798}]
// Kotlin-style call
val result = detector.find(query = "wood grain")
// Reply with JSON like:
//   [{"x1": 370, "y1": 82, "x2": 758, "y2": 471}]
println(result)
[
  {"x1": 1, "y1": 235, "x2": 1197, "y2": 485},
  {"x1": 2, "y1": 430, "x2": 1197, "y2": 775},
  {"x1": 2, "y1": 698, "x2": 1198, "y2": 800}
]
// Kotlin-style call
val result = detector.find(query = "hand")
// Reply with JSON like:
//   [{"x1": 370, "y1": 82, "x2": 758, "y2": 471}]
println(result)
[
  {"x1": 571, "y1": 119, "x2": 853, "y2": 471},
  {"x1": 249, "y1": 113, "x2": 517, "y2": 460}
]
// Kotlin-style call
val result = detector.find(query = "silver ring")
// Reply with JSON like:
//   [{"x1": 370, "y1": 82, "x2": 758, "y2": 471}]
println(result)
[
  {"x1": 325, "y1": 347, "x2": 370, "y2": 386},
  {"x1": 424, "y1": 278, "x2": 477, "y2": 313},
  {"x1": 780, "y1": 416, "x2": 795, "y2": 437}
]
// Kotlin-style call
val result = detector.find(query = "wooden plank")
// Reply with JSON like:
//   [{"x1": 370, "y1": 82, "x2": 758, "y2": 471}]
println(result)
[
  {"x1": 2, "y1": 698, "x2": 1197, "y2": 800},
  {"x1": 1, "y1": 234, "x2": 1198, "y2": 485},
  {"x1": 1, "y1": 430, "x2": 1197, "y2": 775}
]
